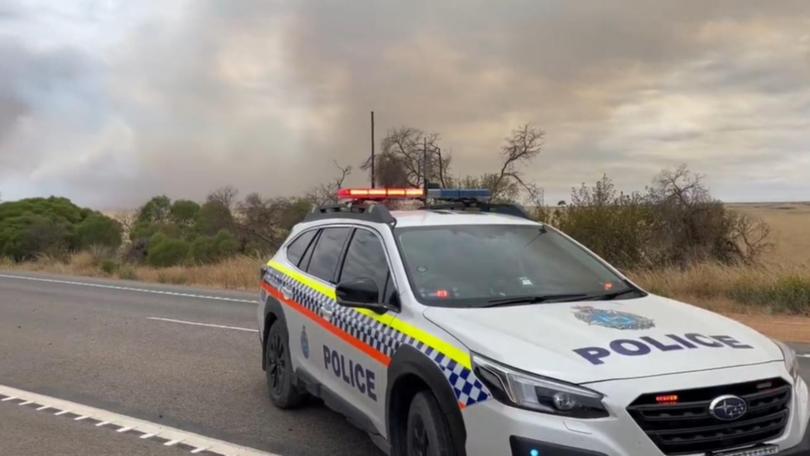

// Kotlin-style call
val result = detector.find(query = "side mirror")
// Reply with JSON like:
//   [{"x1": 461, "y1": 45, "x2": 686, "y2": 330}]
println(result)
[{"x1": 336, "y1": 278, "x2": 387, "y2": 312}]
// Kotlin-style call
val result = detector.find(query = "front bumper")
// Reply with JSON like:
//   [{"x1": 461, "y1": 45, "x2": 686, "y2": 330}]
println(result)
[
  {"x1": 462, "y1": 362, "x2": 809, "y2": 456},
  {"x1": 779, "y1": 419, "x2": 810, "y2": 455}
]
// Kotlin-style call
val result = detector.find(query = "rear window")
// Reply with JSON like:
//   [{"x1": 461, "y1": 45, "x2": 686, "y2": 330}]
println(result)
[
  {"x1": 286, "y1": 230, "x2": 317, "y2": 267},
  {"x1": 306, "y1": 227, "x2": 351, "y2": 282}
]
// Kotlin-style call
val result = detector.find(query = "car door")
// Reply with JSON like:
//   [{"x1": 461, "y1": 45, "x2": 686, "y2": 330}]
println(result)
[{"x1": 330, "y1": 227, "x2": 395, "y2": 432}]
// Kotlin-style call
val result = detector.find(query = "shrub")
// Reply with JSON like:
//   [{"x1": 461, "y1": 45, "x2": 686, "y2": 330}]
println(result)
[
  {"x1": 76, "y1": 215, "x2": 122, "y2": 250},
  {"x1": 550, "y1": 166, "x2": 771, "y2": 269},
  {"x1": 170, "y1": 200, "x2": 200, "y2": 226},
  {"x1": 0, "y1": 197, "x2": 120, "y2": 261},
  {"x1": 196, "y1": 201, "x2": 233, "y2": 236},
  {"x1": 146, "y1": 238, "x2": 190, "y2": 267},
  {"x1": 100, "y1": 259, "x2": 119, "y2": 275},
  {"x1": 189, "y1": 230, "x2": 239, "y2": 264}
]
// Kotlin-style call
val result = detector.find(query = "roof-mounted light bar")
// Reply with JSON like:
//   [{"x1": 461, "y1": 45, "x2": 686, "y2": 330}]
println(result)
[
  {"x1": 337, "y1": 187, "x2": 424, "y2": 200},
  {"x1": 337, "y1": 187, "x2": 492, "y2": 202}
]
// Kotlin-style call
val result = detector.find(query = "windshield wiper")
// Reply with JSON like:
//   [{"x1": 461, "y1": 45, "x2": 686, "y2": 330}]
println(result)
[
  {"x1": 575, "y1": 287, "x2": 643, "y2": 302},
  {"x1": 483, "y1": 293, "x2": 589, "y2": 307}
]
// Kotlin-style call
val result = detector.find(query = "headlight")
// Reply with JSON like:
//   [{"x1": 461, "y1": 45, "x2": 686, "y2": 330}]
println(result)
[
  {"x1": 473, "y1": 354, "x2": 608, "y2": 418},
  {"x1": 775, "y1": 340, "x2": 800, "y2": 382}
]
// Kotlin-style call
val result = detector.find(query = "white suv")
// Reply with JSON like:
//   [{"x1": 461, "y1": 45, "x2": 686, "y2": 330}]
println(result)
[{"x1": 258, "y1": 189, "x2": 809, "y2": 456}]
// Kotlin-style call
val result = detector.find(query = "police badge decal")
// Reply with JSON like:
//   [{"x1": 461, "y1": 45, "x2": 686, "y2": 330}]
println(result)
[{"x1": 573, "y1": 305, "x2": 655, "y2": 330}]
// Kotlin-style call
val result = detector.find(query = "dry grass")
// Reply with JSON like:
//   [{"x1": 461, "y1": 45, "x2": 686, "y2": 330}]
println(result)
[{"x1": 1, "y1": 254, "x2": 262, "y2": 291}]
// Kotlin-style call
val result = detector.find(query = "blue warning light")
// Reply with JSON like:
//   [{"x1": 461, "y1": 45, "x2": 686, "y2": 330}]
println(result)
[
  {"x1": 426, "y1": 188, "x2": 491, "y2": 201},
  {"x1": 529, "y1": 449, "x2": 540, "y2": 456}
]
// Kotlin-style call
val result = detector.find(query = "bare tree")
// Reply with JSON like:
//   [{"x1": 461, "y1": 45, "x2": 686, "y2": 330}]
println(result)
[
  {"x1": 307, "y1": 160, "x2": 353, "y2": 206},
  {"x1": 362, "y1": 127, "x2": 450, "y2": 187},
  {"x1": 207, "y1": 185, "x2": 239, "y2": 210},
  {"x1": 490, "y1": 124, "x2": 544, "y2": 200}
]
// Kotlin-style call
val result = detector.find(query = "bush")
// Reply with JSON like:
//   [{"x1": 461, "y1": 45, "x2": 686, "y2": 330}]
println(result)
[
  {"x1": 146, "y1": 238, "x2": 190, "y2": 267},
  {"x1": 189, "y1": 230, "x2": 239, "y2": 264},
  {"x1": 76, "y1": 215, "x2": 122, "y2": 250},
  {"x1": 0, "y1": 197, "x2": 121, "y2": 261},
  {"x1": 100, "y1": 259, "x2": 119, "y2": 275},
  {"x1": 550, "y1": 166, "x2": 771, "y2": 269}
]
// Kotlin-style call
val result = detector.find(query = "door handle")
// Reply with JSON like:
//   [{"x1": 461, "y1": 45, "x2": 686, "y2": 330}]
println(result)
[{"x1": 280, "y1": 285, "x2": 294, "y2": 300}]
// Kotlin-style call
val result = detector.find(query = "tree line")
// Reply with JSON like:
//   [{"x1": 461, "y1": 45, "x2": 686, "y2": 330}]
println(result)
[{"x1": 0, "y1": 123, "x2": 771, "y2": 270}]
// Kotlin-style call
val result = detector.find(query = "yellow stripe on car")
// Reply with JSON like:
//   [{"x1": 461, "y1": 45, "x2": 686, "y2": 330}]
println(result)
[{"x1": 266, "y1": 260, "x2": 473, "y2": 370}]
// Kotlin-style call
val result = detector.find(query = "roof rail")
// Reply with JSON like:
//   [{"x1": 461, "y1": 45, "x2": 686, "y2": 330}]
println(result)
[
  {"x1": 423, "y1": 201, "x2": 532, "y2": 219},
  {"x1": 303, "y1": 201, "x2": 396, "y2": 224}
]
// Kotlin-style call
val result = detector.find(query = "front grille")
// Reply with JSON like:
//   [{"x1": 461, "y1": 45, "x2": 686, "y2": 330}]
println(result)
[{"x1": 627, "y1": 378, "x2": 791, "y2": 455}]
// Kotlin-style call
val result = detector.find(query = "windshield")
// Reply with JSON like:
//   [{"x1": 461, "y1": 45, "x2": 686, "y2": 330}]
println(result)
[{"x1": 396, "y1": 224, "x2": 638, "y2": 308}]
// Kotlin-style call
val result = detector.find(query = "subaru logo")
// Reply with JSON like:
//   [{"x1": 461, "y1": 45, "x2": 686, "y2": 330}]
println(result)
[{"x1": 709, "y1": 395, "x2": 748, "y2": 421}]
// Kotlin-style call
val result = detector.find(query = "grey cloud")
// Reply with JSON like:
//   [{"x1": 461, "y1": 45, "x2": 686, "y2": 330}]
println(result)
[{"x1": 1, "y1": 0, "x2": 809, "y2": 207}]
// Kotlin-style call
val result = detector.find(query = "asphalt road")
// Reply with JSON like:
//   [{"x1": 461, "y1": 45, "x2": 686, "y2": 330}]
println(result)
[{"x1": 0, "y1": 272, "x2": 808, "y2": 456}]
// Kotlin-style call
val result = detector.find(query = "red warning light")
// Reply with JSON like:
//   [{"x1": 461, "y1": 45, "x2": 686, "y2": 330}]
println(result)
[
  {"x1": 655, "y1": 394, "x2": 679, "y2": 404},
  {"x1": 338, "y1": 188, "x2": 424, "y2": 200},
  {"x1": 435, "y1": 289, "x2": 449, "y2": 299},
  {"x1": 604, "y1": 282, "x2": 614, "y2": 291}
]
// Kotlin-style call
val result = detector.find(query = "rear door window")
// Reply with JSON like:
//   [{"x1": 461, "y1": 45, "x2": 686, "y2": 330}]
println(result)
[
  {"x1": 286, "y1": 230, "x2": 317, "y2": 267},
  {"x1": 306, "y1": 227, "x2": 351, "y2": 283}
]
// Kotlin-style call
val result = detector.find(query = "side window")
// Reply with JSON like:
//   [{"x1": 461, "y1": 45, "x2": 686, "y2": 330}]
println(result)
[
  {"x1": 307, "y1": 227, "x2": 351, "y2": 283},
  {"x1": 298, "y1": 230, "x2": 321, "y2": 271},
  {"x1": 286, "y1": 230, "x2": 317, "y2": 267},
  {"x1": 340, "y1": 229, "x2": 390, "y2": 300}
]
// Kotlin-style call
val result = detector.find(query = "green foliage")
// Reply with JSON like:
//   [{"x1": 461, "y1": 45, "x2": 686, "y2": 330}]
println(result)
[
  {"x1": 100, "y1": 259, "x2": 119, "y2": 275},
  {"x1": 0, "y1": 197, "x2": 121, "y2": 261},
  {"x1": 76, "y1": 215, "x2": 122, "y2": 249},
  {"x1": 196, "y1": 201, "x2": 233, "y2": 236},
  {"x1": 136, "y1": 195, "x2": 172, "y2": 225},
  {"x1": 146, "y1": 237, "x2": 190, "y2": 267},
  {"x1": 170, "y1": 200, "x2": 200, "y2": 226},
  {"x1": 549, "y1": 166, "x2": 771, "y2": 269},
  {"x1": 189, "y1": 230, "x2": 239, "y2": 264}
]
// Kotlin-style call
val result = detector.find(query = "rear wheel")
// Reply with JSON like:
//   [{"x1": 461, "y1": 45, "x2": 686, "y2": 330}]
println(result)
[
  {"x1": 265, "y1": 320, "x2": 305, "y2": 408},
  {"x1": 406, "y1": 391, "x2": 455, "y2": 456}
]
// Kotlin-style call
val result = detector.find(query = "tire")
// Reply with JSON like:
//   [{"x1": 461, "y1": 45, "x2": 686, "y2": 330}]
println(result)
[
  {"x1": 405, "y1": 391, "x2": 456, "y2": 456},
  {"x1": 265, "y1": 320, "x2": 306, "y2": 409}
]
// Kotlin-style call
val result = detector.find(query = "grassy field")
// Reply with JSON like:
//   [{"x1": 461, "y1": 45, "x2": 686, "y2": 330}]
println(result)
[{"x1": 3, "y1": 202, "x2": 810, "y2": 341}]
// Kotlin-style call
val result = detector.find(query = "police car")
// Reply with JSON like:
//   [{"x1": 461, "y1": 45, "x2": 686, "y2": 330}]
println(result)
[{"x1": 258, "y1": 187, "x2": 810, "y2": 456}]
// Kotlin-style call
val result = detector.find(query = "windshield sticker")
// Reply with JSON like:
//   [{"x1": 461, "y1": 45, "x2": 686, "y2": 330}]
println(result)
[{"x1": 574, "y1": 305, "x2": 655, "y2": 330}]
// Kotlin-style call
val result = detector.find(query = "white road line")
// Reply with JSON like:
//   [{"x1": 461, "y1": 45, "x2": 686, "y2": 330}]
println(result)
[
  {"x1": 117, "y1": 426, "x2": 133, "y2": 433},
  {"x1": 0, "y1": 384, "x2": 278, "y2": 456},
  {"x1": 799, "y1": 354, "x2": 810, "y2": 359},
  {"x1": 54, "y1": 410, "x2": 70, "y2": 416},
  {"x1": 1, "y1": 396, "x2": 16, "y2": 401},
  {"x1": 139, "y1": 433, "x2": 155, "y2": 439},
  {"x1": 37, "y1": 405, "x2": 50, "y2": 411},
  {"x1": 18, "y1": 400, "x2": 32, "y2": 406},
  {"x1": 191, "y1": 447, "x2": 209, "y2": 454},
  {"x1": 164, "y1": 439, "x2": 182, "y2": 446},
  {"x1": 74, "y1": 415, "x2": 88, "y2": 421},
  {"x1": 147, "y1": 317, "x2": 258, "y2": 333},
  {"x1": 0, "y1": 273, "x2": 255, "y2": 304},
  {"x1": 96, "y1": 421, "x2": 109, "y2": 427}
]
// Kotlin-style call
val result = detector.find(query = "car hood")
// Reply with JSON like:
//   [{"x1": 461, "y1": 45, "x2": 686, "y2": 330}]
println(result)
[{"x1": 423, "y1": 294, "x2": 783, "y2": 384}]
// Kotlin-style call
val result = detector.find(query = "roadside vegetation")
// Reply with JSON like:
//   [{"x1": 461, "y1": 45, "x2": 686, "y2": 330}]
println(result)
[{"x1": 1, "y1": 124, "x2": 808, "y2": 323}]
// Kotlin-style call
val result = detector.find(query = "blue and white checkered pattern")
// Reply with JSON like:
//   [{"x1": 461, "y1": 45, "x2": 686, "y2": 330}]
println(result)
[{"x1": 266, "y1": 266, "x2": 490, "y2": 408}]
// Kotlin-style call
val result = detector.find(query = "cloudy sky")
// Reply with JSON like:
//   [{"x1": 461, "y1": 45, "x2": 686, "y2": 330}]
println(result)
[{"x1": 1, "y1": 0, "x2": 809, "y2": 208}]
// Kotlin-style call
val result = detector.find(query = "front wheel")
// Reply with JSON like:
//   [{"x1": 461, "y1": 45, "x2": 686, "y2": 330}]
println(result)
[
  {"x1": 406, "y1": 391, "x2": 456, "y2": 456},
  {"x1": 265, "y1": 321, "x2": 306, "y2": 409}
]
